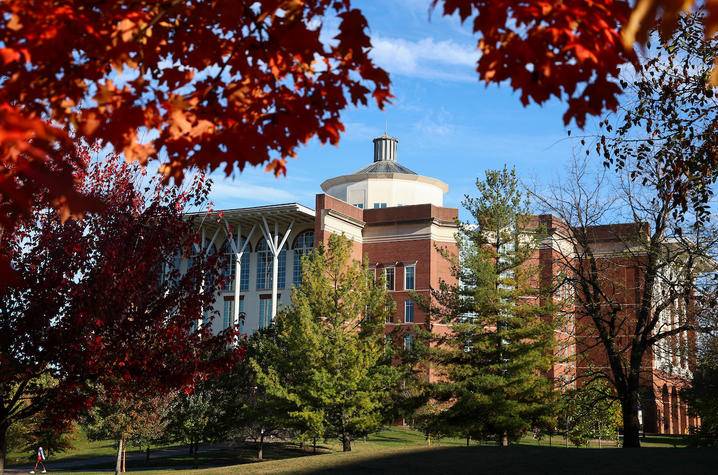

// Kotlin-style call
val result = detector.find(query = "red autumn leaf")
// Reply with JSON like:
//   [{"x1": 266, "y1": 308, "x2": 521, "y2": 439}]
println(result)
[{"x1": 0, "y1": 0, "x2": 391, "y2": 235}]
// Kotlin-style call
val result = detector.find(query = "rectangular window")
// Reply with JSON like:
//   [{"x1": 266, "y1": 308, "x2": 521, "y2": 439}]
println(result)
[
  {"x1": 259, "y1": 297, "x2": 271, "y2": 329},
  {"x1": 354, "y1": 203, "x2": 364, "y2": 209},
  {"x1": 404, "y1": 300, "x2": 414, "y2": 323},
  {"x1": 384, "y1": 267, "x2": 395, "y2": 291},
  {"x1": 222, "y1": 298, "x2": 245, "y2": 332},
  {"x1": 373, "y1": 202, "x2": 387, "y2": 208},
  {"x1": 239, "y1": 253, "x2": 249, "y2": 291},
  {"x1": 223, "y1": 299, "x2": 233, "y2": 329},
  {"x1": 225, "y1": 252, "x2": 250, "y2": 291},
  {"x1": 238, "y1": 298, "x2": 245, "y2": 333},
  {"x1": 405, "y1": 265, "x2": 415, "y2": 290},
  {"x1": 257, "y1": 250, "x2": 286, "y2": 290},
  {"x1": 403, "y1": 333, "x2": 414, "y2": 352},
  {"x1": 202, "y1": 309, "x2": 210, "y2": 327}
]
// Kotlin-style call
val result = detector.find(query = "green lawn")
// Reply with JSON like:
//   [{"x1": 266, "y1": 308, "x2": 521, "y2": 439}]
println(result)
[
  {"x1": 6, "y1": 431, "x2": 181, "y2": 466},
  {"x1": 8, "y1": 427, "x2": 705, "y2": 474},
  {"x1": 7, "y1": 432, "x2": 114, "y2": 465}
]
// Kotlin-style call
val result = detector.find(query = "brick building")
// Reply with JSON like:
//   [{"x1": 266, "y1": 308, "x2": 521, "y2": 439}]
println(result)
[
  {"x1": 191, "y1": 133, "x2": 696, "y2": 434},
  {"x1": 537, "y1": 217, "x2": 700, "y2": 435}
]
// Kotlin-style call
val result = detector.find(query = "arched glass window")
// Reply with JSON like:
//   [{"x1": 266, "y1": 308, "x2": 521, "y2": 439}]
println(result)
[
  {"x1": 223, "y1": 239, "x2": 250, "y2": 291},
  {"x1": 292, "y1": 231, "x2": 314, "y2": 286},
  {"x1": 256, "y1": 238, "x2": 286, "y2": 290}
]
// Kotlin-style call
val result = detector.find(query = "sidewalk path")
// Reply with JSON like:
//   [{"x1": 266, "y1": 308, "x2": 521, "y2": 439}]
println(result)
[{"x1": 5, "y1": 442, "x2": 232, "y2": 474}]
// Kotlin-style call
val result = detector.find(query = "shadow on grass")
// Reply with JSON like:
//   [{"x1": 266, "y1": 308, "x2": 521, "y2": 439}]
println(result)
[
  {"x1": 640, "y1": 434, "x2": 690, "y2": 447},
  {"x1": 46, "y1": 443, "x2": 325, "y2": 472},
  {"x1": 307, "y1": 444, "x2": 718, "y2": 475}
]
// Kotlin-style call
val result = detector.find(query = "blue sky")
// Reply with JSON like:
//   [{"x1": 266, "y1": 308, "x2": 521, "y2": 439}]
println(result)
[{"x1": 208, "y1": 0, "x2": 588, "y2": 219}]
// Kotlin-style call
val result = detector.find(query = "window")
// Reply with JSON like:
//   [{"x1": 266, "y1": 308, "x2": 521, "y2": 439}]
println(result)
[
  {"x1": 404, "y1": 265, "x2": 415, "y2": 290},
  {"x1": 256, "y1": 238, "x2": 286, "y2": 290},
  {"x1": 403, "y1": 333, "x2": 414, "y2": 352},
  {"x1": 354, "y1": 203, "x2": 364, "y2": 209},
  {"x1": 292, "y1": 231, "x2": 314, "y2": 287},
  {"x1": 259, "y1": 297, "x2": 272, "y2": 329},
  {"x1": 373, "y1": 202, "x2": 387, "y2": 208},
  {"x1": 223, "y1": 299, "x2": 232, "y2": 329},
  {"x1": 202, "y1": 308, "x2": 210, "y2": 328},
  {"x1": 223, "y1": 298, "x2": 245, "y2": 332},
  {"x1": 383, "y1": 267, "x2": 395, "y2": 291},
  {"x1": 404, "y1": 300, "x2": 414, "y2": 323},
  {"x1": 224, "y1": 240, "x2": 250, "y2": 291}
]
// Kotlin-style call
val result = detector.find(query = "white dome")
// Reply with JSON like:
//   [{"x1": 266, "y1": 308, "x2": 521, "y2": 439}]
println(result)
[{"x1": 320, "y1": 134, "x2": 448, "y2": 209}]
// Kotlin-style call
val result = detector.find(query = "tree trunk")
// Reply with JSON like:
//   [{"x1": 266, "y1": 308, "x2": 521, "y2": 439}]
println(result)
[
  {"x1": 258, "y1": 430, "x2": 264, "y2": 460},
  {"x1": 499, "y1": 430, "x2": 508, "y2": 447},
  {"x1": 115, "y1": 438, "x2": 124, "y2": 475},
  {"x1": 342, "y1": 432, "x2": 351, "y2": 452},
  {"x1": 621, "y1": 392, "x2": 641, "y2": 448},
  {"x1": 122, "y1": 444, "x2": 126, "y2": 472},
  {"x1": 189, "y1": 443, "x2": 193, "y2": 455},
  {"x1": 313, "y1": 437, "x2": 317, "y2": 454},
  {"x1": 192, "y1": 441, "x2": 199, "y2": 469},
  {"x1": 466, "y1": 434, "x2": 470, "y2": 447},
  {"x1": 0, "y1": 423, "x2": 8, "y2": 475},
  {"x1": 146, "y1": 446, "x2": 150, "y2": 462}
]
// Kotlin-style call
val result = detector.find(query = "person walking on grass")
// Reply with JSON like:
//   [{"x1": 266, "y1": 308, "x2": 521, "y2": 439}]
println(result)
[{"x1": 30, "y1": 446, "x2": 47, "y2": 473}]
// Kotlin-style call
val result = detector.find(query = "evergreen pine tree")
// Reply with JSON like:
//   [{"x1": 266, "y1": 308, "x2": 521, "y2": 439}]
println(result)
[
  {"x1": 426, "y1": 166, "x2": 558, "y2": 446},
  {"x1": 252, "y1": 234, "x2": 396, "y2": 452}
]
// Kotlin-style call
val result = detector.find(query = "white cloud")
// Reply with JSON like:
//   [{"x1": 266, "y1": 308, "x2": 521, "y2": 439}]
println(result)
[
  {"x1": 370, "y1": 35, "x2": 479, "y2": 82},
  {"x1": 340, "y1": 121, "x2": 383, "y2": 142},
  {"x1": 211, "y1": 180, "x2": 298, "y2": 204}
]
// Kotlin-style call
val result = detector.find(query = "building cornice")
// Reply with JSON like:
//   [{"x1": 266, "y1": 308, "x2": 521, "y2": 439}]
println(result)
[{"x1": 320, "y1": 172, "x2": 449, "y2": 194}]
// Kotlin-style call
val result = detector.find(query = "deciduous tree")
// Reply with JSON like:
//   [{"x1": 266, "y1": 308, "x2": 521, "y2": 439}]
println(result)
[
  {"x1": 532, "y1": 155, "x2": 717, "y2": 448},
  {"x1": 223, "y1": 327, "x2": 295, "y2": 460},
  {"x1": 682, "y1": 328, "x2": 718, "y2": 446},
  {"x1": 253, "y1": 234, "x2": 396, "y2": 452},
  {"x1": 0, "y1": 150, "x2": 237, "y2": 474},
  {"x1": 84, "y1": 386, "x2": 172, "y2": 474},
  {"x1": 0, "y1": 0, "x2": 391, "y2": 233},
  {"x1": 1, "y1": 0, "x2": 715, "y2": 236},
  {"x1": 558, "y1": 379, "x2": 622, "y2": 447},
  {"x1": 164, "y1": 379, "x2": 226, "y2": 470},
  {"x1": 598, "y1": 12, "x2": 718, "y2": 223}
]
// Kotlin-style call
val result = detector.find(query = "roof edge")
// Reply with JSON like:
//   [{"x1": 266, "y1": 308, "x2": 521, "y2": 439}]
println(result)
[{"x1": 320, "y1": 173, "x2": 449, "y2": 193}]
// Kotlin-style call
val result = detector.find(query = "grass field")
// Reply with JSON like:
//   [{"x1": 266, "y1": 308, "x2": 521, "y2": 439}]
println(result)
[
  {"x1": 7, "y1": 427, "x2": 709, "y2": 474},
  {"x1": 6, "y1": 433, "x2": 181, "y2": 466}
]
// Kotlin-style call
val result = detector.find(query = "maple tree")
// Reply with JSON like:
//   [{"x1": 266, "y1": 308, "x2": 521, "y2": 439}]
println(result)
[
  {"x1": 1, "y1": 0, "x2": 714, "y2": 237},
  {"x1": 0, "y1": 0, "x2": 391, "y2": 233},
  {"x1": 0, "y1": 149, "x2": 238, "y2": 474},
  {"x1": 432, "y1": 0, "x2": 637, "y2": 128}
]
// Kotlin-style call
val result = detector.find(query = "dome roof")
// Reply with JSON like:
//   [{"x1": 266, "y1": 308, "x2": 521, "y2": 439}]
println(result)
[
  {"x1": 319, "y1": 132, "x2": 449, "y2": 208},
  {"x1": 352, "y1": 160, "x2": 417, "y2": 175}
]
